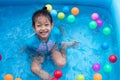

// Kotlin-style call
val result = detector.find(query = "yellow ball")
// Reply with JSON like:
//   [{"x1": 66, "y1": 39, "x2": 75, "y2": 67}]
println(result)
[
  {"x1": 76, "y1": 74, "x2": 85, "y2": 80},
  {"x1": 45, "y1": 4, "x2": 52, "y2": 12},
  {"x1": 58, "y1": 12, "x2": 65, "y2": 20},
  {"x1": 93, "y1": 73, "x2": 102, "y2": 80},
  {"x1": 16, "y1": 78, "x2": 22, "y2": 80},
  {"x1": 4, "y1": 74, "x2": 13, "y2": 80}
]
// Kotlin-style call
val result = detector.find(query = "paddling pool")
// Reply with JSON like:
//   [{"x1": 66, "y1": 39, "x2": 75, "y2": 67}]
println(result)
[{"x1": 0, "y1": 0, "x2": 119, "y2": 80}]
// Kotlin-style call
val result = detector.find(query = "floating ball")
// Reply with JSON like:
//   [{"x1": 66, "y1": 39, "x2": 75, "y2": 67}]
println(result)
[
  {"x1": 0, "y1": 54, "x2": 2, "y2": 60},
  {"x1": 4, "y1": 74, "x2": 13, "y2": 80},
  {"x1": 96, "y1": 19, "x2": 103, "y2": 27},
  {"x1": 101, "y1": 42, "x2": 109, "y2": 50},
  {"x1": 45, "y1": 4, "x2": 52, "y2": 12},
  {"x1": 103, "y1": 64, "x2": 112, "y2": 73},
  {"x1": 103, "y1": 27, "x2": 111, "y2": 35},
  {"x1": 76, "y1": 74, "x2": 85, "y2": 80},
  {"x1": 91, "y1": 13, "x2": 99, "y2": 20},
  {"x1": 63, "y1": 6, "x2": 70, "y2": 13},
  {"x1": 16, "y1": 78, "x2": 22, "y2": 80},
  {"x1": 92, "y1": 63, "x2": 101, "y2": 72},
  {"x1": 54, "y1": 70, "x2": 62, "y2": 78},
  {"x1": 58, "y1": 12, "x2": 65, "y2": 20},
  {"x1": 93, "y1": 73, "x2": 102, "y2": 80},
  {"x1": 71, "y1": 7, "x2": 79, "y2": 15},
  {"x1": 67, "y1": 15, "x2": 75, "y2": 23},
  {"x1": 51, "y1": 77, "x2": 58, "y2": 80},
  {"x1": 89, "y1": 21, "x2": 97, "y2": 29},
  {"x1": 109, "y1": 54, "x2": 117, "y2": 63},
  {"x1": 50, "y1": 9, "x2": 57, "y2": 17}
]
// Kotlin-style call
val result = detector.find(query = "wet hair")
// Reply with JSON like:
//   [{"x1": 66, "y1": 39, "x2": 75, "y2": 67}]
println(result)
[{"x1": 32, "y1": 7, "x2": 53, "y2": 27}]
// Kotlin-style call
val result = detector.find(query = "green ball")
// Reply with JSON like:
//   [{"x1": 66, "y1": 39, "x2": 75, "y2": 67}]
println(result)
[
  {"x1": 76, "y1": 74, "x2": 85, "y2": 80},
  {"x1": 58, "y1": 12, "x2": 65, "y2": 20},
  {"x1": 103, "y1": 64, "x2": 112, "y2": 73},
  {"x1": 67, "y1": 15, "x2": 75, "y2": 23},
  {"x1": 103, "y1": 27, "x2": 111, "y2": 35},
  {"x1": 89, "y1": 21, "x2": 97, "y2": 29}
]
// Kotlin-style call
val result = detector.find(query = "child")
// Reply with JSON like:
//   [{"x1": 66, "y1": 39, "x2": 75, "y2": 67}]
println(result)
[{"x1": 26, "y1": 7, "x2": 77, "y2": 80}]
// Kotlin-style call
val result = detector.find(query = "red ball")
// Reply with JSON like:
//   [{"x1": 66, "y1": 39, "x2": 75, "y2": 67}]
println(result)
[
  {"x1": 51, "y1": 77, "x2": 58, "y2": 80},
  {"x1": 109, "y1": 54, "x2": 117, "y2": 63},
  {"x1": 0, "y1": 54, "x2": 2, "y2": 60},
  {"x1": 54, "y1": 70, "x2": 62, "y2": 78}
]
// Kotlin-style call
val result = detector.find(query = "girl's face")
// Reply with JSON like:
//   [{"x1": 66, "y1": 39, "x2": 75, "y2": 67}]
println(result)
[{"x1": 33, "y1": 16, "x2": 53, "y2": 42}]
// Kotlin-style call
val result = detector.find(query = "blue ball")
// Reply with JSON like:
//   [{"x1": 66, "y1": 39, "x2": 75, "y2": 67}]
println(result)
[
  {"x1": 101, "y1": 42, "x2": 109, "y2": 50},
  {"x1": 50, "y1": 9, "x2": 57, "y2": 17},
  {"x1": 63, "y1": 6, "x2": 70, "y2": 13}
]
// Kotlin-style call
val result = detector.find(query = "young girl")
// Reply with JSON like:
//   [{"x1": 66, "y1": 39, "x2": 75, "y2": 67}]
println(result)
[{"x1": 26, "y1": 7, "x2": 77, "y2": 80}]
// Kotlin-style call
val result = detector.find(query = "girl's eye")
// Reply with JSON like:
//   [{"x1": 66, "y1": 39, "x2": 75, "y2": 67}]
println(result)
[
  {"x1": 45, "y1": 24, "x2": 49, "y2": 26},
  {"x1": 37, "y1": 25, "x2": 41, "y2": 27}
]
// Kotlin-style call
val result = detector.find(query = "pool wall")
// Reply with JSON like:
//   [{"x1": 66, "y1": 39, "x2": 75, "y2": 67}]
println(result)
[{"x1": 0, "y1": 0, "x2": 119, "y2": 79}]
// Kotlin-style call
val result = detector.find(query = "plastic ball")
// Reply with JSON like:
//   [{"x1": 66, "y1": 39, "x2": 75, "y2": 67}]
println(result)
[
  {"x1": 63, "y1": 6, "x2": 70, "y2": 13},
  {"x1": 71, "y1": 7, "x2": 79, "y2": 15},
  {"x1": 92, "y1": 63, "x2": 101, "y2": 72},
  {"x1": 16, "y1": 78, "x2": 22, "y2": 80},
  {"x1": 0, "y1": 54, "x2": 2, "y2": 60},
  {"x1": 45, "y1": 4, "x2": 52, "y2": 12},
  {"x1": 54, "y1": 70, "x2": 62, "y2": 78},
  {"x1": 96, "y1": 19, "x2": 103, "y2": 27},
  {"x1": 91, "y1": 13, "x2": 99, "y2": 20},
  {"x1": 50, "y1": 9, "x2": 57, "y2": 17},
  {"x1": 76, "y1": 74, "x2": 85, "y2": 80},
  {"x1": 93, "y1": 73, "x2": 102, "y2": 80},
  {"x1": 4, "y1": 74, "x2": 13, "y2": 80},
  {"x1": 51, "y1": 77, "x2": 58, "y2": 80},
  {"x1": 89, "y1": 21, "x2": 97, "y2": 29},
  {"x1": 67, "y1": 15, "x2": 75, "y2": 23},
  {"x1": 109, "y1": 54, "x2": 117, "y2": 63},
  {"x1": 103, "y1": 27, "x2": 111, "y2": 35},
  {"x1": 58, "y1": 12, "x2": 65, "y2": 20},
  {"x1": 103, "y1": 64, "x2": 112, "y2": 73},
  {"x1": 101, "y1": 42, "x2": 109, "y2": 50}
]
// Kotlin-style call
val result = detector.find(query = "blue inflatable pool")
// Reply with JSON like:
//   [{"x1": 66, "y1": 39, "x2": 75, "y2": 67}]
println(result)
[{"x1": 0, "y1": 0, "x2": 119, "y2": 80}]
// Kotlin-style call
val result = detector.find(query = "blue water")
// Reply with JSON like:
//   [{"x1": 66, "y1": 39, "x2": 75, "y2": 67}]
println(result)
[{"x1": 0, "y1": 4, "x2": 118, "y2": 80}]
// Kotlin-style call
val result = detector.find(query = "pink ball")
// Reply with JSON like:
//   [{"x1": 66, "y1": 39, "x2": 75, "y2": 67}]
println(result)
[
  {"x1": 91, "y1": 13, "x2": 99, "y2": 20},
  {"x1": 0, "y1": 54, "x2": 2, "y2": 60},
  {"x1": 92, "y1": 63, "x2": 101, "y2": 72},
  {"x1": 96, "y1": 19, "x2": 103, "y2": 27},
  {"x1": 51, "y1": 77, "x2": 58, "y2": 80},
  {"x1": 54, "y1": 70, "x2": 62, "y2": 78},
  {"x1": 109, "y1": 54, "x2": 117, "y2": 63}
]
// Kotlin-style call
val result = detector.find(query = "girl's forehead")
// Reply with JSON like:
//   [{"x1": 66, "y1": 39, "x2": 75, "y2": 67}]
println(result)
[{"x1": 35, "y1": 16, "x2": 50, "y2": 23}]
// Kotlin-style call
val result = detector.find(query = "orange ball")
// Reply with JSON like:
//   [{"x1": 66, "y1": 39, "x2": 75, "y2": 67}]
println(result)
[
  {"x1": 16, "y1": 78, "x2": 22, "y2": 80},
  {"x1": 4, "y1": 74, "x2": 13, "y2": 80},
  {"x1": 93, "y1": 73, "x2": 102, "y2": 80},
  {"x1": 71, "y1": 7, "x2": 79, "y2": 15}
]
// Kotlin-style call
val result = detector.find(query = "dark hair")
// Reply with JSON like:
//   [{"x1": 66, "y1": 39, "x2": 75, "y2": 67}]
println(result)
[{"x1": 32, "y1": 7, "x2": 53, "y2": 27}]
